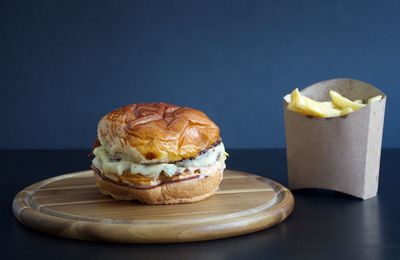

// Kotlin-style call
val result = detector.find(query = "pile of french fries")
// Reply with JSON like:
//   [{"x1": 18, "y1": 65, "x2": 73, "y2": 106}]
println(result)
[{"x1": 285, "y1": 89, "x2": 382, "y2": 118}]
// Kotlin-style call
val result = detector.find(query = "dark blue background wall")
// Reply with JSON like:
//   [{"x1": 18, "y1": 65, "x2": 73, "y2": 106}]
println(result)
[{"x1": 2, "y1": 0, "x2": 399, "y2": 149}]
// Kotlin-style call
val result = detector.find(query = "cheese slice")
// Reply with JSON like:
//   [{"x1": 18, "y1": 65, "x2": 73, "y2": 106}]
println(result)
[{"x1": 92, "y1": 142, "x2": 226, "y2": 178}]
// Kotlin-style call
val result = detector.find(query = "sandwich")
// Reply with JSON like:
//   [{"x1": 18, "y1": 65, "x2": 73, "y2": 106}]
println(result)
[{"x1": 91, "y1": 102, "x2": 227, "y2": 204}]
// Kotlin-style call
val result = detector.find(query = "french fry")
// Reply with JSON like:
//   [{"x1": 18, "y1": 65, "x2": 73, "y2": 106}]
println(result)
[
  {"x1": 287, "y1": 89, "x2": 316, "y2": 116},
  {"x1": 287, "y1": 91, "x2": 312, "y2": 116},
  {"x1": 368, "y1": 95, "x2": 383, "y2": 104},
  {"x1": 329, "y1": 90, "x2": 366, "y2": 111},
  {"x1": 339, "y1": 107, "x2": 354, "y2": 116},
  {"x1": 290, "y1": 88, "x2": 301, "y2": 103},
  {"x1": 302, "y1": 97, "x2": 342, "y2": 117},
  {"x1": 287, "y1": 89, "x2": 342, "y2": 118},
  {"x1": 320, "y1": 101, "x2": 336, "y2": 109},
  {"x1": 284, "y1": 94, "x2": 291, "y2": 103},
  {"x1": 354, "y1": 99, "x2": 363, "y2": 104}
]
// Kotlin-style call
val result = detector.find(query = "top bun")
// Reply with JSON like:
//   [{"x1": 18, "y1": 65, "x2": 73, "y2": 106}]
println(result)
[{"x1": 97, "y1": 103, "x2": 220, "y2": 164}]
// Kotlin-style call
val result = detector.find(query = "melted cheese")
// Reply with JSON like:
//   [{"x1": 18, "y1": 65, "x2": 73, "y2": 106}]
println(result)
[{"x1": 92, "y1": 142, "x2": 226, "y2": 178}]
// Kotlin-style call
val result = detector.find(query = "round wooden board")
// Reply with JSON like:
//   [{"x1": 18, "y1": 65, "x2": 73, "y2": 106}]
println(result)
[{"x1": 13, "y1": 169, "x2": 294, "y2": 243}]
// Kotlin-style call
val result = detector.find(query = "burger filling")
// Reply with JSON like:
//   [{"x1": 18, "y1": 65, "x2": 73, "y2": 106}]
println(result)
[{"x1": 92, "y1": 142, "x2": 227, "y2": 187}]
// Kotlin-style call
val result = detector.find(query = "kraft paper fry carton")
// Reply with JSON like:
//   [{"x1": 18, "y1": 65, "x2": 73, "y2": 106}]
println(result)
[{"x1": 284, "y1": 79, "x2": 386, "y2": 199}]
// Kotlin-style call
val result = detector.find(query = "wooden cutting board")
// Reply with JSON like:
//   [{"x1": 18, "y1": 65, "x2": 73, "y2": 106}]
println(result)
[{"x1": 13, "y1": 169, "x2": 294, "y2": 243}]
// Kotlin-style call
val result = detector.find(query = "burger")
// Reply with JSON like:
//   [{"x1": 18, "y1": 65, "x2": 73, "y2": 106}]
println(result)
[{"x1": 91, "y1": 103, "x2": 227, "y2": 204}]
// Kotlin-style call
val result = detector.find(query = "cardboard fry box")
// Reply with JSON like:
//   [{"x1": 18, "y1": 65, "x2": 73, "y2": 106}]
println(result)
[{"x1": 284, "y1": 79, "x2": 386, "y2": 200}]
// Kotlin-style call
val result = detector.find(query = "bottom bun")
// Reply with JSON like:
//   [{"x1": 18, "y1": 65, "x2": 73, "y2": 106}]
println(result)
[{"x1": 94, "y1": 170, "x2": 223, "y2": 205}]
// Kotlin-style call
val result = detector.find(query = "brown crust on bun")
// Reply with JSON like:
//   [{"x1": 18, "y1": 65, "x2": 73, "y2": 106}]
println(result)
[
  {"x1": 94, "y1": 170, "x2": 223, "y2": 205},
  {"x1": 97, "y1": 103, "x2": 220, "y2": 163}
]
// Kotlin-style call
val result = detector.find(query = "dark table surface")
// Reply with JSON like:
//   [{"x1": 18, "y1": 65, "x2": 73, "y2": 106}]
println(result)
[{"x1": 2, "y1": 149, "x2": 399, "y2": 259}]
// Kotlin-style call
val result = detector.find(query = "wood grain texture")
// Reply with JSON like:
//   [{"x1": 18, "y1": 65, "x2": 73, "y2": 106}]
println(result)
[{"x1": 12, "y1": 170, "x2": 294, "y2": 243}]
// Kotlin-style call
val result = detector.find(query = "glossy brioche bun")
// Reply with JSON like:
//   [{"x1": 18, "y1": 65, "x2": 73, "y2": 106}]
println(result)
[
  {"x1": 94, "y1": 170, "x2": 223, "y2": 205},
  {"x1": 97, "y1": 103, "x2": 220, "y2": 164}
]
